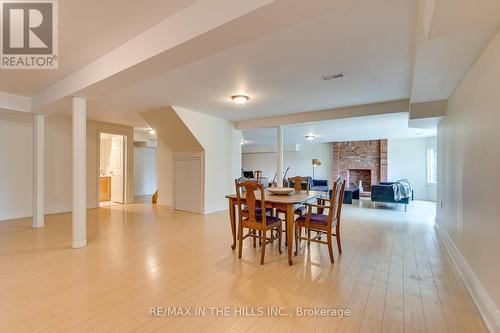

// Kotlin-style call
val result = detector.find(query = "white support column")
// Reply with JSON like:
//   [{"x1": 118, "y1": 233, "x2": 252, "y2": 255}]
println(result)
[
  {"x1": 72, "y1": 97, "x2": 87, "y2": 248},
  {"x1": 276, "y1": 125, "x2": 284, "y2": 188},
  {"x1": 33, "y1": 115, "x2": 44, "y2": 228}
]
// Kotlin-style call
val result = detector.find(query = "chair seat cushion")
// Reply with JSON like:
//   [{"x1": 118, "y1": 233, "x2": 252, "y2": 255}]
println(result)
[
  {"x1": 294, "y1": 206, "x2": 306, "y2": 215},
  {"x1": 242, "y1": 207, "x2": 273, "y2": 215},
  {"x1": 256, "y1": 215, "x2": 281, "y2": 225},
  {"x1": 245, "y1": 215, "x2": 281, "y2": 225},
  {"x1": 295, "y1": 213, "x2": 329, "y2": 225}
]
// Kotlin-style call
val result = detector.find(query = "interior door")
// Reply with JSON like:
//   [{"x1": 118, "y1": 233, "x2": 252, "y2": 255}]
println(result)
[
  {"x1": 174, "y1": 156, "x2": 202, "y2": 213},
  {"x1": 110, "y1": 135, "x2": 124, "y2": 203}
]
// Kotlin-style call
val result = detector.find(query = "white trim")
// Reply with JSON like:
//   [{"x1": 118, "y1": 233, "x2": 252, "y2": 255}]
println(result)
[
  {"x1": 0, "y1": 209, "x2": 32, "y2": 222},
  {"x1": 157, "y1": 199, "x2": 173, "y2": 207},
  {"x1": 204, "y1": 202, "x2": 228, "y2": 215},
  {"x1": 134, "y1": 192, "x2": 155, "y2": 197},
  {"x1": 0, "y1": 203, "x2": 98, "y2": 222},
  {"x1": 435, "y1": 222, "x2": 500, "y2": 333},
  {"x1": 72, "y1": 240, "x2": 87, "y2": 249}
]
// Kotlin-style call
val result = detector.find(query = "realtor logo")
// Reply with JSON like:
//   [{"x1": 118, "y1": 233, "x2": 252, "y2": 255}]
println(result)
[{"x1": 1, "y1": 0, "x2": 58, "y2": 69}]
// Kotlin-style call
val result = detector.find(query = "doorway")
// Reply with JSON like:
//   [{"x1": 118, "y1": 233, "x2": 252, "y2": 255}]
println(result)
[{"x1": 99, "y1": 133, "x2": 126, "y2": 207}]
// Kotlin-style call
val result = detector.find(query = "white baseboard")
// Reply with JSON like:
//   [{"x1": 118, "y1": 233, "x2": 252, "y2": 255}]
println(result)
[
  {"x1": 435, "y1": 222, "x2": 500, "y2": 332},
  {"x1": 45, "y1": 204, "x2": 72, "y2": 215},
  {"x1": 204, "y1": 202, "x2": 228, "y2": 215},
  {"x1": 0, "y1": 209, "x2": 32, "y2": 222},
  {"x1": 157, "y1": 198, "x2": 172, "y2": 207},
  {"x1": 0, "y1": 202, "x2": 99, "y2": 222},
  {"x1": 72, "y1": 240, "x2": 87, "y2": 248},
  {"x1": 134, "y1": 192, "x2": 154, "y2": 197}
]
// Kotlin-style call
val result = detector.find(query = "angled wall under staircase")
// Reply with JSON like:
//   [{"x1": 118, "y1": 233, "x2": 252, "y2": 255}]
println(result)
[{"x1": 140, "y1": 106, "x2": 241, "y2": 214}]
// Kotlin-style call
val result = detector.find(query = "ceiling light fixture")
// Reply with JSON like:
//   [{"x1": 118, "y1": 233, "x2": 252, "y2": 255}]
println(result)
[
  {"x1": 231, "y1": 95, "x2": 249, "y2": 106},
  {"x1": 321, "y1": 72, "x2": 345, "y2": 81},
  {"x1": 305, "y1": 135, "x2": 315, "y2": 141},
  {"x1": 147, "y1": 128, "x2": 156, "y2": 135}
]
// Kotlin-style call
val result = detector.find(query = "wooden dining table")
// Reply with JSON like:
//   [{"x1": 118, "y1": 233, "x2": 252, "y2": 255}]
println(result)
[{"x1": 225, "y1": 190, "x2": 324, "y2": 265}]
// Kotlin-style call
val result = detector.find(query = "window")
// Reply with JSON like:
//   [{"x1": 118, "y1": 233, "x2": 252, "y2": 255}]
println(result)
[{"x1": 427, "y1": 147, "x2": 437, "y2": 184}]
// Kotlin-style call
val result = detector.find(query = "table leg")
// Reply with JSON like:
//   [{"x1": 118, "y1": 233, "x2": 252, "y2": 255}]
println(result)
[
  {"x1": 286, "y1": 204, "x2": 294, "y2": 265},
  {"x1": 228, "y1": 198, "x2": 236, "y2": 250}
]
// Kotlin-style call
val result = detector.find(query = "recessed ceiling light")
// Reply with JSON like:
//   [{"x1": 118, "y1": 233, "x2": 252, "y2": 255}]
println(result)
[
  {"x1": 231, "y1": 95, "x2": 249, "y2": 106},
  {"x1": 321, "y1": 72, "x2": 345, "y2": 81},
  {"x1": 305, "y1": 135, "x2": 315, "y2": 141}
]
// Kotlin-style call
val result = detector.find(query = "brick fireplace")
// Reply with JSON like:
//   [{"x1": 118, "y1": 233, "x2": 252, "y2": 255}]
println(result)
[
  {"x1": 332, "y1": 140, "x2": 387, "y2": 194},
  {"x1": 348, "y1": 169, "x2": 372, "y2": 191}
]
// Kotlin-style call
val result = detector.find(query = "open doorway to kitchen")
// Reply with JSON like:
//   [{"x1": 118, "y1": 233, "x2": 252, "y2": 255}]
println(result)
[{"x1": 99, "y1": 132, "x2": 127, "y2": 207}]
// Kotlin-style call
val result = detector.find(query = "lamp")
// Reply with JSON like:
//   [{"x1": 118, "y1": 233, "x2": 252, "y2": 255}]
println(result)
[{"x1": 312, "y1": 158, "x2": 321, "y2": 180}]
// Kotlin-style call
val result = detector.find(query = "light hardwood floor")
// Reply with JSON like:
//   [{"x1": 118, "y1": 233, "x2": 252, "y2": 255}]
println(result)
[{"x1": 0, "y1": 200, "x2": 488, "y2": 332}]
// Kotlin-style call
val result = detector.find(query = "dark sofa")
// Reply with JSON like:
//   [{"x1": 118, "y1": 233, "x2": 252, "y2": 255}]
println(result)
[
  {"x1": 371, "y1": 182, "x2": 413, "y2": 211},
  {"x1": 310, "y1": 179, "x2": 329, "y2": 192},
  {"x1": 287, "y1": 178, "x2": 328, "y2": 192}
]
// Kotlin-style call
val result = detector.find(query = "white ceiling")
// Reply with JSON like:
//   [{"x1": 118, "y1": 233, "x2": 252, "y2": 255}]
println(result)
[
  {"x1": 242, "y1": 112, "x2": 436, "y2": 145},
  {"x1": 409, "y1": 0, "x2": 500, "y2": 103},
  {"x1": 94, "y1": 0, "x2": 416, "y2": 124},
  {"x1": 0, "y1": 0, "x2": 498, "y2": 131},
  {"x1": 0, "y1": 0, "x2": 196, "y2": 96}
]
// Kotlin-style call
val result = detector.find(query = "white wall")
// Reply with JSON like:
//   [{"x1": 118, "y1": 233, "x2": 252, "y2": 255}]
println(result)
[
  {"x1": 242, "y1": 143, "x2": 333, "y2": 186},
  {"x1": 45, "y1": 115, "x2": 72, "y2": 213},
  {"x1": 134, "y1": 147, "x2": 157, "y2": 196},
  {"x1": 0, "y1": 115, "x2": 33, "y2": 220},
  {"x1": 0, "y1": 114, "x2": 135, "y2": 221},
  {"x1": 388, "y1": 137, "x2": 436, "y2": 201},
  {"x1": 437, "y1": 28, "x2": 500, "y2": 328},
  {"x1": 156, "y1": 140, "x2": 173, "y2": 206},
  {"x1": 0, "y1": 114, "x2": 74, "y2": 220},
  {"x1": 175, "y1": 106, "x2": 242, "y2": 214}
]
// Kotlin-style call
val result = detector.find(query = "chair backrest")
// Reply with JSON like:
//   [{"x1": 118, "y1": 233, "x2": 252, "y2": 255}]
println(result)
[
  {"x1": 327, "y1": 178, "x2": 346, "y2": 226},
  {"x1": 235, "y1": 179, "x2": 266, "y2": 225},
  {"x1": 288, "y1": 176, "x2": 310, "y2": 191},
  {"x1": 242, "y1": 171, "x2": 254, "y2": 178}
]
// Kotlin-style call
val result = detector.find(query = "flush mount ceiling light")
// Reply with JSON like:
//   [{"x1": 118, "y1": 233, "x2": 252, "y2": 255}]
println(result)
[
  {"x1": 305, "y1": 135, "x2": 315, "y2": 141},
  {"x1": 321, "y1": 72, "x2": 345, "y2": 81},
  {"x1": 231, "y1": 95, "x2": 249, "y2": 106}
]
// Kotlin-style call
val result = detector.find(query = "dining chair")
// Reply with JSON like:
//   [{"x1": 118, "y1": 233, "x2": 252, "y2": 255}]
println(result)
[
  {"x1": 274, "y1": 176, "x2": 310, "y2": 244},
  {"x1": 235, "y1": 179, "x2": 282, "y2": 265},
  {"x1": 276, "y1": 176, "x2": 310, "y2": 217},
  {"x1": 294, "y1": 178, "x2": 346, "y2": 263}
]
